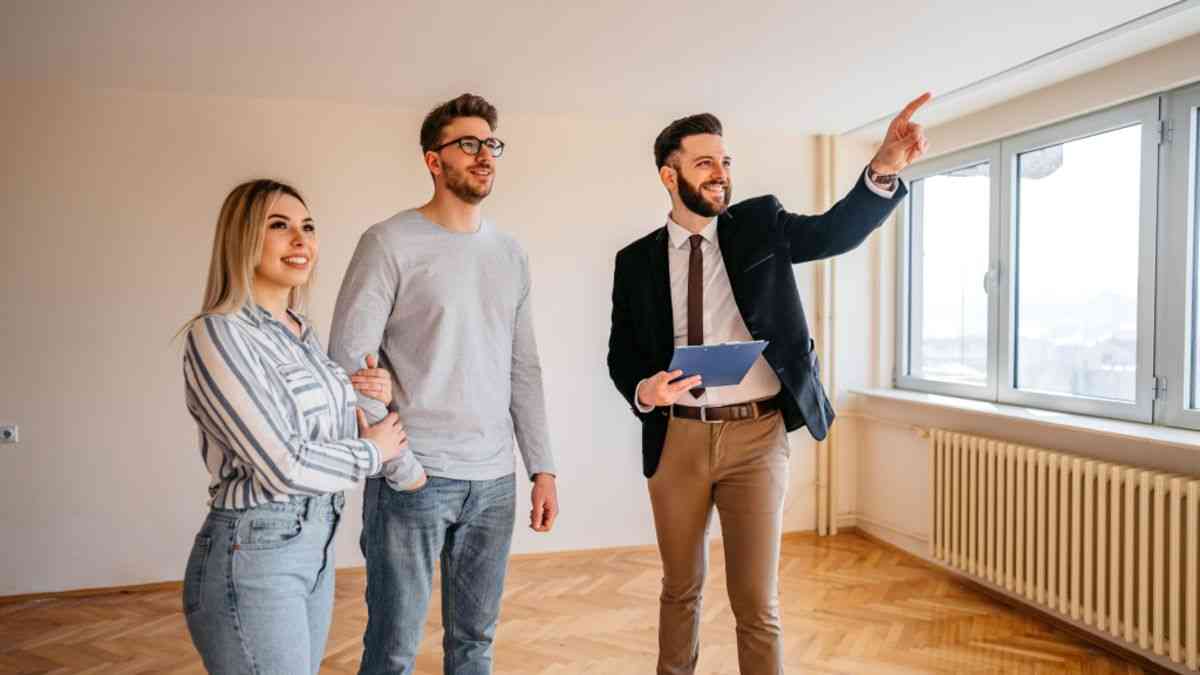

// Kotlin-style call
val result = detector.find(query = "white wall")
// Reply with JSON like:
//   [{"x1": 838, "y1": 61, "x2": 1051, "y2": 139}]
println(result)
[{"x1": 0, "y1": 83, "x2": 827, "y2": 595}]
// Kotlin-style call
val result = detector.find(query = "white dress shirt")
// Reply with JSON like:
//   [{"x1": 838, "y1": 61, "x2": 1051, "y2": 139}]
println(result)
[
  {"x1": 635, "y1": 170, "x2": 897, "y2": 412},
  {"x1": 636, "y1": 216, "x2": 780, "y2": 410}
]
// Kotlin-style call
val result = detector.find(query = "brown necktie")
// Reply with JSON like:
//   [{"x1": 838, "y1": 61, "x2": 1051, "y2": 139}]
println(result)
[{"x1": 687, "y1": 234, "x2": 705, "y2": 398}]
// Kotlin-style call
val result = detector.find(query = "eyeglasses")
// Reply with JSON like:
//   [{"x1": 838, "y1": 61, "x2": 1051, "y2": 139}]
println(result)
[{"x1": 431, "y1": 136, "x2": 506, "y2": 158}]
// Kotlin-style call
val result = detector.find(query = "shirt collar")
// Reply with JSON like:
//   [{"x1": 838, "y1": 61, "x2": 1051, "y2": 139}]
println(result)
[
  {"x1": 665, "y1": 214, "x2": 717, "y2": 250},
  {"x1": 236, "y1": 303, "x2": 265, "y2": 327},
  {"x1": 239, "y1": 303, "x2": 310, "y2": 340}
]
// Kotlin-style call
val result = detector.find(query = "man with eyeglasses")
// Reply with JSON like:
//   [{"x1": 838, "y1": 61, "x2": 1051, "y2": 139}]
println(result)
[
  {"x1": 607, "y1": 94, "x2": 930, "y2": 674},
  {"x1": 330, "y1": 93, "x2": 559, "y2": 674}
]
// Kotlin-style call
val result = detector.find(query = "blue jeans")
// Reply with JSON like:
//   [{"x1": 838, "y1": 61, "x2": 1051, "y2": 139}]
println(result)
[
  {"x1": 358, "y1": 474, "x2": 516, "y2": 675},
  {"x1": 183, "y1": 492, "x2": 344, "y2": 674}
]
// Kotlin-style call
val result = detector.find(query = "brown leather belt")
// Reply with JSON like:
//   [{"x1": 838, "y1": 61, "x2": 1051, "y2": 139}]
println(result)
[{"x1": 671, "y1": 397, "x2": 779, "y2": 423}]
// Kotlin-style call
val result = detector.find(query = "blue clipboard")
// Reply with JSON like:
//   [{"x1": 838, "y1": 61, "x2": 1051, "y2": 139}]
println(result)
[{"x1": 667, "y1": 340, "x2": 768, "y2": 387}]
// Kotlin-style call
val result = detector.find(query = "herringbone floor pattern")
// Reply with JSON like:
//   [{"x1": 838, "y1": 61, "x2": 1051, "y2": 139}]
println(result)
[{"x1": 0, "y1": 532, "x2": 1143, "y2": 674}]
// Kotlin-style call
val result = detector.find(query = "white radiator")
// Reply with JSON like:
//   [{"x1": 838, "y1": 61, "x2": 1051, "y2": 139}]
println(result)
[{"x1": 930, "y1": 429, "x2": 1199, "y2": 670}]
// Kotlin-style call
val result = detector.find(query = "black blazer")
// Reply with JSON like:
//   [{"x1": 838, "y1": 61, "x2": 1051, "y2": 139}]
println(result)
[{"x1": 607, "y1": 173, "x2": 907, "y2": 477}]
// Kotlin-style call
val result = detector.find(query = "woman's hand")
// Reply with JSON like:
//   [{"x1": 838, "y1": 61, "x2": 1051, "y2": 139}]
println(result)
[
  {"x1": 356, "y1": 408, "x2": 408, "y2": 464},
  {"x1": 351, "y1": 354, "x2": 392, "y2": 406}
]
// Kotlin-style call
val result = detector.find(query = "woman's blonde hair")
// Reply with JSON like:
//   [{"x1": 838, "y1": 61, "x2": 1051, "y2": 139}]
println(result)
[{"x1": 181, "y1": 179, "x2": 312, "y2": 334}]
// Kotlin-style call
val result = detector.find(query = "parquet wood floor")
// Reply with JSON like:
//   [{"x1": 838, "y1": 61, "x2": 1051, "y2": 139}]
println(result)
[{"x1": 0, "y1": 532, "x2": 1144, "y2": 674}]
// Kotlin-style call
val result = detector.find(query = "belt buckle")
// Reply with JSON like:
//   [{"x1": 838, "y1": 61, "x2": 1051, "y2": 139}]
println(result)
[{"x1": 699, "y1": 406, "x2": 721, "y2": 424}]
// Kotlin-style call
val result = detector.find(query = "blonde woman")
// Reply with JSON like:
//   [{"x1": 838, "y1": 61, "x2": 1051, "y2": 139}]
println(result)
[{"x1": 180, "y1": 179, "x2": 418, "y2": 674}]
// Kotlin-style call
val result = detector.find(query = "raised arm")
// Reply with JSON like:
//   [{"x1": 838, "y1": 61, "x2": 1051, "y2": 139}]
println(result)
[
  {"x1": 779, "y1": 176, "x2": 906, "y2": 264},
  {"x1": 785, "y1": 92, "x2": 931, "y2": 263}
]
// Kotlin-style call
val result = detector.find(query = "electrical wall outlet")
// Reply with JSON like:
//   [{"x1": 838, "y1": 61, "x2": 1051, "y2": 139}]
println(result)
[{"x1": 0, "y1": 425, "x2": 17, "y2": 443}]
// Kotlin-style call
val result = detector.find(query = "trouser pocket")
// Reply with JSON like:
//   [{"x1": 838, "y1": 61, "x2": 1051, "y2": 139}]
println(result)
[{"x1": 237, "y1": 513, "x2": 304, "y2": 550}]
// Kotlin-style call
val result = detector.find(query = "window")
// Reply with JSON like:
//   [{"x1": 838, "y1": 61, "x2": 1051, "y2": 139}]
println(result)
[
  {"x1": 910, "y1": 164, "x2": 990, "y2": 386},
  {"x1": 1155, "y1": 82, "x2": 1200, "y2": 430},
  {"x1": 896, "y1": 147, "x2": 999, "y2": 400},
  {"x1": 1013, "y1": 126, "x2": 1141, "y2": 402},
  {"x1": 1192, "y1": 104, "x2": 1200, "y2": 409},
  {"x1": 895, "y1": 88, "x2": 1196, "y2": 427}
]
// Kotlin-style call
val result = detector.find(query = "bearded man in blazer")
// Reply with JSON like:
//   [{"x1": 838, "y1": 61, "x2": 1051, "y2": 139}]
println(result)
[{"x1": 606, "y1": 93, "x2": 931, "y2": 675}]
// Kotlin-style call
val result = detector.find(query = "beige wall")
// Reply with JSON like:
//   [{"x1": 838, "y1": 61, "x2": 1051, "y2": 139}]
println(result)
[{"x1": 0, "y1": 84, "x2": 827, "y2": 595}]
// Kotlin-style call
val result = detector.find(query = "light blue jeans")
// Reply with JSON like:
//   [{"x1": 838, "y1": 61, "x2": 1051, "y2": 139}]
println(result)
[
  {"x1": 183, "y1": 492, "x2": 344, "y2": 674},
  {"x1": 358, "y1": 474, "x2": 516, "y2": 675}
]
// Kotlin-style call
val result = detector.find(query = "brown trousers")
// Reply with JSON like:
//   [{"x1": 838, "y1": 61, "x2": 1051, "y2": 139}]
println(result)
[{"x1": 648, "y1": 409, "x2": 789, "y2": 675}]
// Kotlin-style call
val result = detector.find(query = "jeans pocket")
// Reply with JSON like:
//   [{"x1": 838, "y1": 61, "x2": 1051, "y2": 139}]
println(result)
[
  {"x1": 183, "y1": 535, "x2": 212, "y2": 615},
  {"x1": 383, "y1": 477, "x2": 439, "y2": 514},
  {"x1": 385, "y1": 473, "x2": 432, "y2": 494},
  {"x1": 239, "y1": 515, "x2": 304, "y2": 550}
]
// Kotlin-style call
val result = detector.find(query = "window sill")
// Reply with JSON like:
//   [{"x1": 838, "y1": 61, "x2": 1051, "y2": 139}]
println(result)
[{"x1": 848, "y1": 387, "x2": 1200, "y2": 453}]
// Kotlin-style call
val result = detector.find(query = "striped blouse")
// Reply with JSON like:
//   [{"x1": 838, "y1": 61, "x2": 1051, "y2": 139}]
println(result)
[{"x1": 182, "y1": 304, "x2": 381, "y2": 510}]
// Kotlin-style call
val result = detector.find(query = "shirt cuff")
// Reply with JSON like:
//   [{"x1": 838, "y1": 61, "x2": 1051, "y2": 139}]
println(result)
[
  {"x1": 863, "y1": 166, "x2": 899, "y2": 199},
  {"x1": 381, "y1": 452, "x2": 426, "y2": 491},
  {"x1": 634, "y1": 378, "x2": 655, "y2": 413},
  {"x1": 360, "y1": 439, "x2": 383, "y2": 477},
  {"x1": 357, "y1": 396, "x2": 390, "y2": 425}
]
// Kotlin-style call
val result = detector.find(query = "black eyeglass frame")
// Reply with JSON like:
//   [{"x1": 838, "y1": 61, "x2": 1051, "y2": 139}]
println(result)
[{"x1": 431, "y1": 135, "x2": 506, "y2": 158}]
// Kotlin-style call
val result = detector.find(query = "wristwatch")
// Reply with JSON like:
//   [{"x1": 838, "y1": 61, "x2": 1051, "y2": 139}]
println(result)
[{"x1": 866, "y1": 164, "x2": 898, "y2": 190}]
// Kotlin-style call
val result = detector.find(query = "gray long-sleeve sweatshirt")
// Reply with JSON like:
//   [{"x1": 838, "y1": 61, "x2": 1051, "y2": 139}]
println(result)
[{"x1": 329, "y1": 209, "x2": 556, "y2": 488}]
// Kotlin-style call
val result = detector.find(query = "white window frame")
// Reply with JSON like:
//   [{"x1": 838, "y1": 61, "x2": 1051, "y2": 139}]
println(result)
[
  {"x1": 895, "y1": 95, "x2": 1164, "y2": 424},
  {"x1": 1155, "y1": 81, "x2": 1200, "y2": 431},
  {"x1": 895, "y1": 144, "x2": 1001, "y2": 401},
  {"x1": 996, "y1": 97, "x2": 1159, "y2": 423}
]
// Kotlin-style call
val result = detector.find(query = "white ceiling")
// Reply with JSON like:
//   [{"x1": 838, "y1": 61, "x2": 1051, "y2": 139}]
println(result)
[{"x1": 2, "y1": 0, "x2": 1197, "y2": 135}]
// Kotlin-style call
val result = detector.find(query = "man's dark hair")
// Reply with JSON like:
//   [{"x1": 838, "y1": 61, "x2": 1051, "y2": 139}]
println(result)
[
  {"x1": 653, "y1": 113, "x2": 723, "y2": 169},
  {"x1": 419, "y1": 93, "x2": 498, "y2": 153}
]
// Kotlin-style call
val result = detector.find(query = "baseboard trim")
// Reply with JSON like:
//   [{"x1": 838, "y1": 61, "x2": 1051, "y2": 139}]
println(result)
[
  {"x1": 0, "y1": 580, "x2": 184, "y2": 606},
  {"x1": 839, "y1": 513, "x2": 930, "y2": 557}
]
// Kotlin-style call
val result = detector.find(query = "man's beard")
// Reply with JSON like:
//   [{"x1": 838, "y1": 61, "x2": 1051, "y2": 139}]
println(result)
[
  {"x1": 677, "y1": 172, "x2": 731, "y2": 218},
  {"x1": 444, "y1": 162, "x2": 493, "y2": 205}
]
